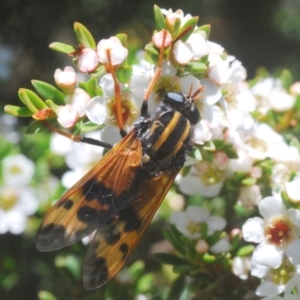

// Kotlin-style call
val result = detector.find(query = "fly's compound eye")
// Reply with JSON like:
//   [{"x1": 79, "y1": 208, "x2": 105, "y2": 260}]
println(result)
[{"x1": 163, "y1": 92, "x2": 200, "y2": 125}]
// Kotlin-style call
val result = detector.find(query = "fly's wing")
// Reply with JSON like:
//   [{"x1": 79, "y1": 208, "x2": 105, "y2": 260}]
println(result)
[
  {"x1": 36, "y1": 129, "x2": 143, "y2": 252},
  {"x1": 82, "y1": 170, "x2": 178, "y2": 290}
]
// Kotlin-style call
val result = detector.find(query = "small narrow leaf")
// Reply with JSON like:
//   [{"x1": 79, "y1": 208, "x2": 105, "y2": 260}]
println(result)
[
  {"x1": 116, "y1": 65, "x2": 133, "y2": 84},
  {"x1": 241, "y1": 177, "x2": 257, "y2": 186},
  {"x1": 38, "y1": 291, "x2": 57, "y2": 300},
  {"x1": 32, "y1": 80, "x2": 65, "y2": 105},
  {"x1": 116, "y1": 33, "x2": 128, "y2": 48},
  {"x1": 49, "y1": 42, "x2": 76, "y2": 54},
  {"x1": 280, "y1": 69, "x2": 293, "y2": 90},
  {"x1": 85, "y1": 77, "x2": 101, "y2": 97},
  {"x1": 4, "y1": 105, "x2": 33, "y2": 117},
  {"x1": 196, "y1": 24, "x2": 211, "y2": 38},
  {"x1": 172, "y1": 18, "x2": 181, "y2": 38},
  {"x1": 154, "y1": 253, "x2": 189, "y2": 266},
  {"x1": 25, "y1": 120, "x2": 50, "y2": 134},
  {"x1": 177, "y1": 17, "x2": 198, "y2": 42},
  {"x1": 74, "y1": 22, "x2": 96, "y2": 49},
  {"x1": 167, "y1": 275, "x2": 185, "y2": 300},
  {"x1": 153, "y1": 5, "x2": 166, "y2": 30},
  {"x1": 18, "y1": 89, "x2": 39, "y2": 113},
  {"x1": 236, "y1": 245, "x2": 255, "y2": 257},
  {"x1": 185, "y1": 62, "x2": 207, "y2": 75},
  {"x1": 45, "y1": 99, "x2": 59, "y2": 113}
]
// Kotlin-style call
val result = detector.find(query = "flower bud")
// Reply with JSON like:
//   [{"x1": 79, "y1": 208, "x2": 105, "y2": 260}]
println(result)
[
  {"x1": 57, "y1": 104, "x2": 79, "y2": 128},
  {"x1": 97, "y1": 36, "x2": 128, "y2": 66},
  {"x1": 54, "y1": 66, "x2": 77, "y2": 94},
  {"x1": 77, "y1": 48, "x2": 99, "y2": 73}
]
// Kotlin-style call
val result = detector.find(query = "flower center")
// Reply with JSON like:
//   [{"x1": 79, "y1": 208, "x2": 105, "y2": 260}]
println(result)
[
  {"x1": 265, "y1": 217, "x2": 293, "y2": 247},
  {"x1": 270, "y1": 257, "x2": 295, "y2": 285},
  {"x1": 107, "y1": 92, "x2": 137, "y2": 126},
  {"x1": 187, "y1": 221, "x2": 202, "y2": 235},
  {"x1": 247, "y1": 137, "x2": 267, "y2": 153},
  {"x1": 0, "y1": 188, "x2": 18, "y2": 211}
]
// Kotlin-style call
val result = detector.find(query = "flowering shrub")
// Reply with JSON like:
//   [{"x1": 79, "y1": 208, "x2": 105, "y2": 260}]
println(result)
[{"x1": 2, "y1": 5, "x2": 300, "y2": 300}]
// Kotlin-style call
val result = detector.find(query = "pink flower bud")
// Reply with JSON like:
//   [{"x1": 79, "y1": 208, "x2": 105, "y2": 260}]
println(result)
[
  {"x1": 164, "y1": 9, "x2": 184, "y2": 28},
  {"x1": 65, "y1": 88, "x2": 91, "y2": 117},
  {"x1": 152, "y1": 30, "x2": 172, "y2": 49},
  {"x1": 57, "y1": 104, "x2": 79, "y2": 128},
  {"x1": 97, "y1": 36, "x2": 128, "y2": 66},
  {"x1": 54, "y1": 66, "x2": 77, "y2": 94},
  {"x1": 77, "y1": 48, "x2": 100, "y2": 73}
]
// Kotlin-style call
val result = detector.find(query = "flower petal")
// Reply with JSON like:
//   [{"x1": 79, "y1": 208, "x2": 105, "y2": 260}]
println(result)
[
  {"x1": 252, "y1": 242, "x2": 283, "y2": 268},
  {"x1": 242, "y1": 217, "x2": 264, "y2": 243}
]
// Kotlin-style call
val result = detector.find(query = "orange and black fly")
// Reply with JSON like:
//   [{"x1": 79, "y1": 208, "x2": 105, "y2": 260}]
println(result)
[{"x1": 35, "y1": 31, "x2": 202, "y2": 289}]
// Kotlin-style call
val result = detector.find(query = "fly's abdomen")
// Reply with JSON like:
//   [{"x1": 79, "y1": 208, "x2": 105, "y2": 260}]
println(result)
[{"x1": 142, "y1": 109, "x2": 192, "y2": 166}]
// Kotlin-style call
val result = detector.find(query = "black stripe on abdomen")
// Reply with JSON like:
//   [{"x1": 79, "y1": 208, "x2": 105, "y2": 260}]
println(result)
[{"x1": 142, "y1": 110, "x2": 191, "y2": 163}]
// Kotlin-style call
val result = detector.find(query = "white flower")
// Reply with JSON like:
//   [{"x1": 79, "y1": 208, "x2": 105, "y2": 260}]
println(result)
[
  {"x1": 242, "y1": 196, "x2": 300, "y2": 269},
  {"x1": 185, "y1": 32, "x2": 208, "y2": 60},
  {"x1": 0, "y1": 185, "x2": 38, "y2": 234},
  {"x1": 285, "y1": 174, "x2": 300, "y2": 203},
  {"x1": 252, "y1": 77, "x2": 296, "y2": 113},
  {"x1": 178, "y1": 162, "x2": 225, "y2": 198},
  {"x1": 85, "y1": 96, "x2": 107, "y2": 125},
  {"x1": 61, "y1": 131, "x2": 104, "y2": 188},
  {"x1": 54, "y1": 66, "x2": 77, "y2": 94},
  {"x1": 232, "y1": 256, "x2": 251, "y2": 280},
  {"x1": 253, "y1": 260, "x2": 300, "y2": 299},
  {"x1": 172, "y1": 40, "x2": 194, "y2": 65},
  {"x1": 2, "y1": 154, "x2": 35, "y2": 186},
  {"x1": 170, "y1": 206, "x2": 226, "y2": 239}
]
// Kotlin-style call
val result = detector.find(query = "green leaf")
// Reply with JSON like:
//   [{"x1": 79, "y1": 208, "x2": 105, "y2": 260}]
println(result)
[
  {"x1": 279, "y1": 69, "x2": 293, "y2": 90},
  {"x1": 25, "y1": 120, "x2": 49, "y2": 134},
  {"x1": 18, "y1": 89, "x2": 39, "y2": 113},
  {"x1": 4, "y1": 105, "x2": 33, "y2": 117},
  {"x1": 74, "y1": 22, "x2": 96, "y2": 49},
  {"x1": 181, "y1": 165, "x2": 192, "y2": 177},
  {"x1": 213, "y1": 140, "x2": 238, "y2": 158},
  {"x1": 177, "y1": 17, "x2": 198, "y2": 42},
  {"x1": 32, "y1": 80, "x2": 65, "y2": 105},
  {"x1": 154, "y1": 253, "x2": 190, "y2": 266},
  {"x1": 49, "y1": 42, "x2": 76, "y2": 54},
  {"x1": 145, "y1": 43, "x2": 159, "y2": 56},
  {"x1": 236, "y1": 245, "x2": 255, "y2": 256},
  {"x1": 167, "y1": 275, "x2": 185, "y2": 300},
  {"x1": 136, "y1": 273, "x2": 155, "y2": 294},
  {"x1": 128, "y1": 260, "x2": 145, "y2": 280},
  {"x1": 38, "y1": 291, "x2": 57, "y2": 300},
  {"x1": 116, "y1": 65, "x2": 133, "y2": 84},
  {"x1": 163, "y1": 225, "x2": 189, "y2": 256},
  {"x1": 45, "y1": 99, "x2": 59, "y2": 113},
  {"x1": 55, "y1": 254, "x2": 81, "y2": 279},
  {"x1": 196, "y1": 24, "x2": 211, "y2": 38},
  {"x1": 241, "y1": 177, "x2": 257, "y2": 186},
  {"x1": 153, "y1": 5, "x2": 166, "y2": 30},
  {"x1": 172, "y1": 18, "x2": 181, "y2": 38},
  {"x1": 85, "y1": 77, "x2": 102, "y2": 97},
  {"x1": 185, "y1": 62, "x2": 207, "y2": 75},
  {"x1": 116, "y1": 33, "x2": 128, "y2": 48},
  {"x1": 201, "y1": 140, "x2": 216, "y2": 151}
]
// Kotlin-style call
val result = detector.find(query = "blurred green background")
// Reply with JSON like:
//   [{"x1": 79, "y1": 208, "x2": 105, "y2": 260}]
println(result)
[{"x1": 1, "y1": 0, "x2": 300, "y2": 299}]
